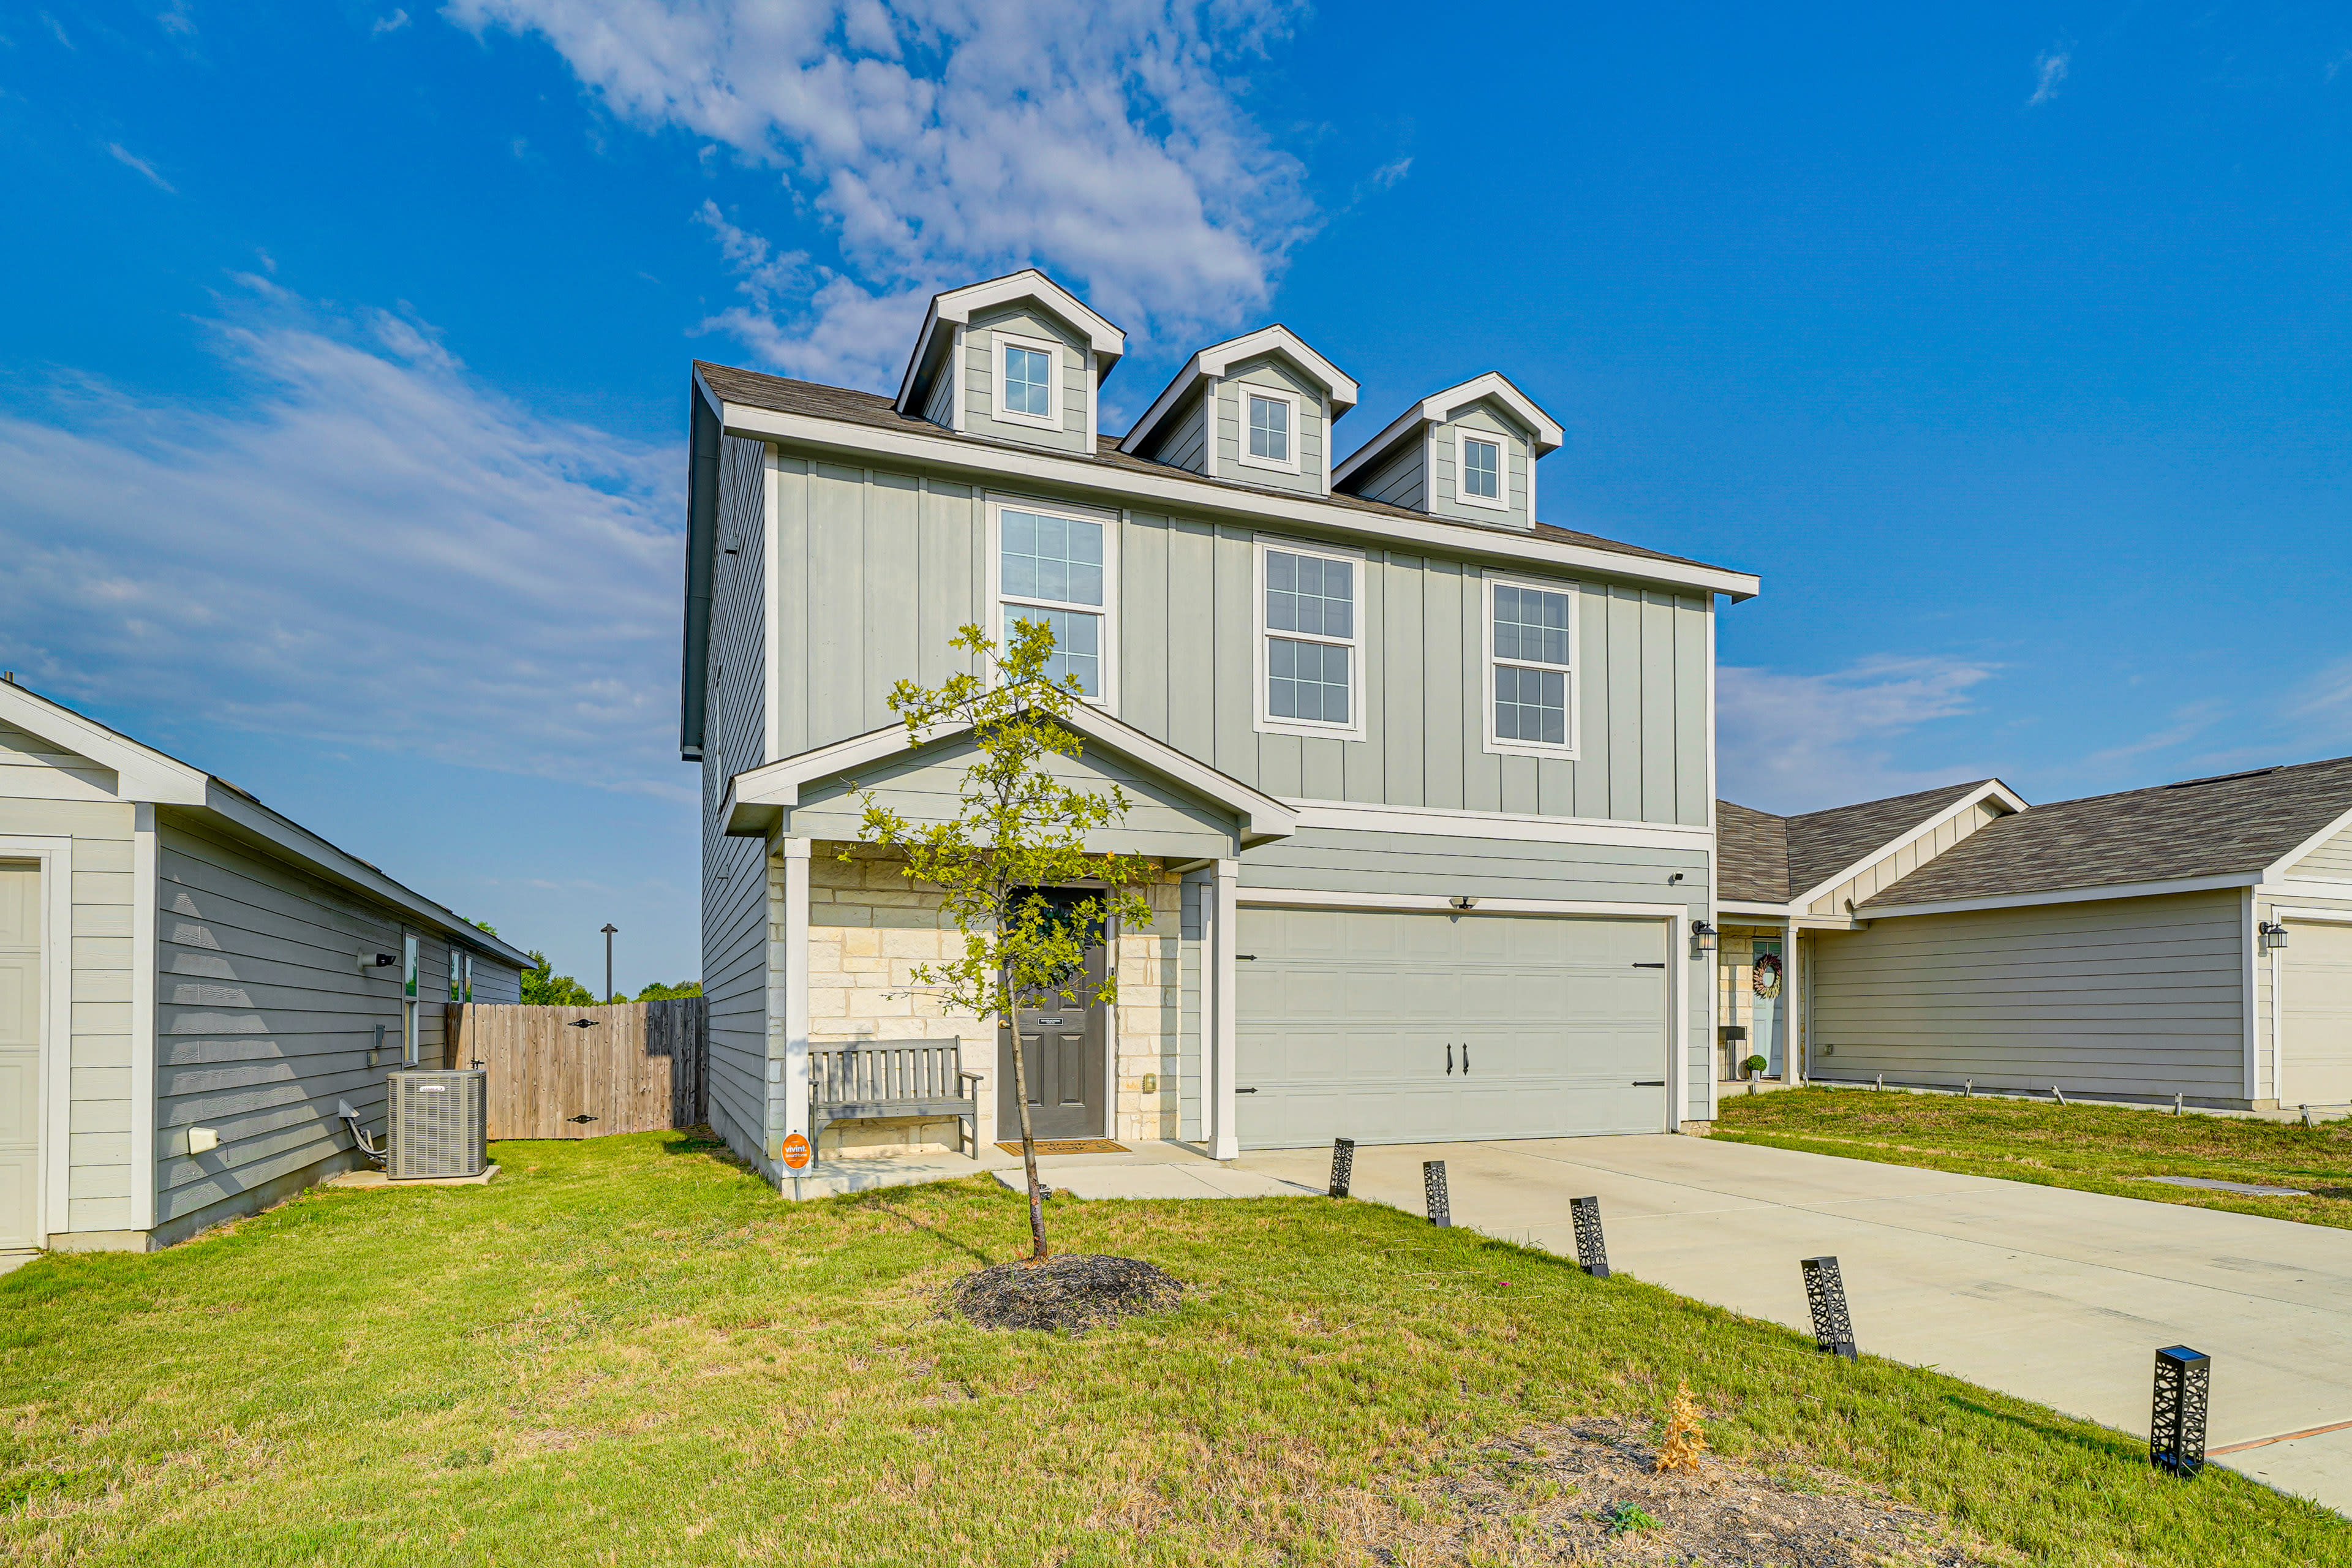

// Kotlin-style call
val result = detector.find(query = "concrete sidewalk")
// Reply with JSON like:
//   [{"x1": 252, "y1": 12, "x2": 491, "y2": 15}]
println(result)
[{"x1": 1239, "y1": 1136, "x2": 2352, "y2": 1516}]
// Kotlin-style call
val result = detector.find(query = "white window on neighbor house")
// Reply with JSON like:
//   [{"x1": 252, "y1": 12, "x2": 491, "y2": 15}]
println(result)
[
  {"x1": 994, "y1": 333, "x2": 1060, "y2": 428},
  {"x1": 1241, "y1": 388, "x2": 1299, "y2": 473},
  {"x1": 1458, "y1": 429, "x2": 1506, "y2": 508},
  {"x1": 994, "y1": 497, "x2": 1115, "y2": 701},
  {"x1": 1486, "y1": 575, "x2": 1578, "y2": 758},
  {"x1": 1255, "y1": 539, "x2": 1364, "y2": 740},
  {"x1": 448, "y1": 945, "x2": 462, "y2": 1003}
]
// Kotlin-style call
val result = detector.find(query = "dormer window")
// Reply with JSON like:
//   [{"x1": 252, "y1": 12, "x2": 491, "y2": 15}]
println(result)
[
  {"x1": 1459, "y1": 432, "x2": 1504, "y2": 507},
  {"x1": 1243, "y1": 390, "x2": 1297, "y2": 472},
  {"x1": 993, "y1": 332, "x2": 1062, "y2": 429}
]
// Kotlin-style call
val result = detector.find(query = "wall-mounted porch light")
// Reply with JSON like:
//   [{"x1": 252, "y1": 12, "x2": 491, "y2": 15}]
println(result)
[
  {"x1": 2260, "y1": 921, "x2": 2290, "y2": 952},
  {"x1": 1449, "y1": 895, "x2": 1479, "y2": 911},
  {"x1": 1691, "y1": 920, "x2": 1719, "y2": 954}
]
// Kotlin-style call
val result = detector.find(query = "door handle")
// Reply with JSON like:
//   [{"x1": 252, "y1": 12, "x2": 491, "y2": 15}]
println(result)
[
  {"x1": 1463, "y1": 1044, "x2": 1471, "y2": 1074},
  {"x1": 1632, "y1": 1080, "x2": 1665, "y2": 1087},
  {"x1": 1235, "y1": 1087, "x2": 1258, "y2": 1094},
  {"x1": 1446, "y1": 1042, "x2": 1454, "y2": 1075},
  {"x1": 1631, "y1": 962, "x2": 1665, "y2": 969}
]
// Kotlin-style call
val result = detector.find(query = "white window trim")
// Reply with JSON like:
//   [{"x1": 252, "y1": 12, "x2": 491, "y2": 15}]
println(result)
[
  {"x1": 987, "y1": 491, "x2": 1120, "y2": 710},
  {"x1": 1, "y1": 834, "x2": 74, "y2": 1245},
  {"x1": 1454, "y1": 425, "x2": 1510, "y2": 511},
  {"x1": 1237, "y1": 384, "x2": 1303, "y2": 475},
  {"x1": 1483, "y1": 571, "x2": 1581, "y2": 760},
  {"x1": 1252, "y1": 535, "x2": 1366, "y2": 743},
  {"x1": 990, "y1": 329, "x2": 1065, "y2": 432}
]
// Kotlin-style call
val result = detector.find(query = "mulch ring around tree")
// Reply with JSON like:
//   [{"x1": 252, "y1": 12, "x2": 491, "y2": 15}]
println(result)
[
  {"x1": 947, "y1": 1253, "x2": 1184, "y2": 1335},
  {"x1": 1378, "y1": 1419, "x2": 1999, "y2": 1567}
]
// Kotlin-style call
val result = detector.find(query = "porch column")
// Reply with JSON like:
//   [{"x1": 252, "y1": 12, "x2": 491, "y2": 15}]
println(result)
[
  {"x1": 1208, "y1": 858, "x2": 1240, "y2": 1161},
  {"x1": 1784, "y1": 919, "x2": 1803, "y2": 1085},
  {"x1": 771, "y1": 838, "x2": 812, "y2": 1153}
]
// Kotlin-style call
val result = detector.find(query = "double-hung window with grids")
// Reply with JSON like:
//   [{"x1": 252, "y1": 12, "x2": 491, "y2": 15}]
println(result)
[
  {"x1": 1257, "y1": 541, "x2": 1362, "y2": 739},
  {"x1": 997, "y1": 500, "x2": 1110, "y2": 700},
  {"x1": 1487, "y1": 576, "x2": 1577, "y2": 756}
]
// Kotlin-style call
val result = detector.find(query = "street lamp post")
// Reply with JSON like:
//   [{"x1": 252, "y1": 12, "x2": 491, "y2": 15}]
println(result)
[{"x1": 601, "y1": 923, "x2": 619, "y2": 1004}]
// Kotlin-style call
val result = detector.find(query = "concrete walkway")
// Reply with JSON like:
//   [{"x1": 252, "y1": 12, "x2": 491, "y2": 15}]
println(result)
[{"x1": 1238, "y1": 1136, "x2": 2352, "y2": 1516}]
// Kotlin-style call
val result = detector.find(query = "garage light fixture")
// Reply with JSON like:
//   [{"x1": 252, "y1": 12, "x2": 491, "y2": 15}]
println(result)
[
  {"x1": 1449, "y1": 895, "x2": 1479, "y2": 911},
  {"x1": 1691, "y1": 920, "x2": 1718, "y2": 954},
  {"x1": 2260, "y1": 921, "x2": 2290, "y2": 952}
]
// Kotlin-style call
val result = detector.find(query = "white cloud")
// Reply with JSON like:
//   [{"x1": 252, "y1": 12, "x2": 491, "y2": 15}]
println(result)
[
  {"x1": 373, "y1": 9, "x2": 412, "y2": 34},
  {"x1": 2029, "y1": 45, "x2": 2069, "y2": 107},
  {"x1": 1717, "y1": 656, "x2": 2000, "y2": 814},
  {"x1": 0, "y1": 287, "x2": 685, "y2": 797},
  {"x1": 446, "y1": 0, "x2": 1315, "y2": 387},
  {"x1": 107, "y1": 142, "x2": 175, "y2": 193},
  {"x1": 1369, "y1": 156, "x2": 1412, "y2": 189}
]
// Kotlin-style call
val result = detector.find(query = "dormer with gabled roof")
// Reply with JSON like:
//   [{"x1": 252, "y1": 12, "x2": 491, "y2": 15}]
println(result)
[
  {"x1": 895, "y1": 270, "x2": 1126, "y2": 457},
  {"x1": 1332, "y1": 372, "x2": 1565, "y2": 531},
  {"x1": 1119, "y1": 325, "x2": 1360, "y2": 498}
]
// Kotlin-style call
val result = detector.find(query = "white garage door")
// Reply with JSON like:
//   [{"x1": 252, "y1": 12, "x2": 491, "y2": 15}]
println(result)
[
  {"x1": 2285, "y1": 921, "x2": 2352, "y2": 1110},
  {"x1": 1234, "y1": 906, "x2": 1672, "y2": 1149}
]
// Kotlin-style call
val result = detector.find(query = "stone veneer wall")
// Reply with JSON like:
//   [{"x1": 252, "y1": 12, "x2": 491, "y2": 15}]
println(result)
[{"x1": 808, "y1": 844, "x2": 1184, "y2": 1156}]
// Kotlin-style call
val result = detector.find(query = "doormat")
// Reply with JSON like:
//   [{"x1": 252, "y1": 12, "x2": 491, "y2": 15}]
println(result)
[{"x1": 998, "y1": 1139, "x2": 1129, "y2": 1156}]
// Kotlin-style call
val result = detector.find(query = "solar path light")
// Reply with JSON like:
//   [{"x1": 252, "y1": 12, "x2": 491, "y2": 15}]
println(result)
[
  {"x1": 1423, "y1": 1161, "x2": 1452, "y2": 1227},
  {"x1": 2150, "y1": 1346, "x2": 2211, "y2": 1479},
  {"x1": 1801, "y1": 1256, "x2": 1858, "y2": 1360},
  {"x1": 1569, "y1": 1196, "x2": 1610, "y2": 1278},
  {"x1": 1328, "y1": 1137, "x2": 1355, "y2": 1199}
]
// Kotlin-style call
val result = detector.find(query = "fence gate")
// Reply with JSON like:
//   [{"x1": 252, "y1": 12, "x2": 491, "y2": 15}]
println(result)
[{"x1": 447, "y1": 999, "x2": 706, "y2": 1140}]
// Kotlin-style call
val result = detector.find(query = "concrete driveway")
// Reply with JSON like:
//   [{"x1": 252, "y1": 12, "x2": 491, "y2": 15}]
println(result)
[{"x1": 1238, "y1": 1134, "x2": 2352, "y2": 1515}]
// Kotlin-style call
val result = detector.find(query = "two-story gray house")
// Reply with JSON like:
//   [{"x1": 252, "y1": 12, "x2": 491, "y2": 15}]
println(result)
[{"x1": 680, "y1": 270, "x2": 1759, "y2": 1187}]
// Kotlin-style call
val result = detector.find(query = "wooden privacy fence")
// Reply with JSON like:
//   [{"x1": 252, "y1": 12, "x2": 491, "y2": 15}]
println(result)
[{"x1": 448, "y1": 999, "x2": 706, "y2": 1140}]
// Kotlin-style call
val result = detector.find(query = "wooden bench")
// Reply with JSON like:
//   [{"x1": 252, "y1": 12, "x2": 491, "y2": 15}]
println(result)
[{"x1": 808, "y1": 1039, "x2": 982, "y2": 1161}]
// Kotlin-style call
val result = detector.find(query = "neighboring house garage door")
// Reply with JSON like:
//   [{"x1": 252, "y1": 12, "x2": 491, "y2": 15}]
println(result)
[
  {"x1": 1234, "y1": 905, "x2": 1670, "y2": 1149},
  {"x1": 2285, "y1": 921, "x2": 2352, "y2": 1111}
]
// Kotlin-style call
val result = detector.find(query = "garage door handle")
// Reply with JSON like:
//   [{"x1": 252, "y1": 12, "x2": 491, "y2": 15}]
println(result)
[
  {"x1": 1632, "y1": 1080, "x2": 1665, "y2": 1087},
  {"x1": 1446, "y1": 1042, "x2": 1454, "y2": 1075},
  {"x1": 1632, "y1": 962, "x2": 1665, "y2": 968},
  {"x1": 1462, "y1": 1044, "x2": 1471, "y2": 1074},
  {"x1": 1235, "y1": 1087, "x2": 1258, "y2": 1094}
]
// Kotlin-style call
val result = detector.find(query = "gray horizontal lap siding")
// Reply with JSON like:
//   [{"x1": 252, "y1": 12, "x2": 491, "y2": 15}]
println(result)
[
  {"x1": 962, "y1": 306, "x2": 1090, "y2": 456},
  {"x1": 1214, "y1": 357, "x2": 1325, "y2": 497},
  {"x1": 1807, "y1": 891, "x2": 2250, "y2": 1099},
  {"x1": 1355, "y1": 444, "x2": 1426, "y2": 511},
  {"x1": 763, "y1": 451, "x2": 1708, "y2": 827},
  {"x1": 704, "y1": 433, "x2": 775, "y2": 1175},
  {"x1": 2291, "y1": 821, "x2": 2352, "y2": 880},
  {"x1": 1156, "y1": 395, "x2": 1208, "y2": 474},
  {"x1": 1240, "y1": 827, "x2": 1714, "y2": 1123},
  {"x1": 151, "y1": 820, "x2": 517, "y2": 1232},
  {"x1": 1428, "y1": 404, "x2": 1532, "y2": 530}
]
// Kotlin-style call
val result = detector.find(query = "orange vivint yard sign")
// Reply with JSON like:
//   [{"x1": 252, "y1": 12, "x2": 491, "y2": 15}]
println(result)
[{"x1": 779, "y1": 1133, "x2": 812, "y2": 1170}]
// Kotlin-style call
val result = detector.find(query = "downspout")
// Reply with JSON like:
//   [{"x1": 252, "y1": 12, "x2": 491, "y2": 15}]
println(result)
[{"x1": 680, "y1": 384, "x2": 721, "y2": 763}]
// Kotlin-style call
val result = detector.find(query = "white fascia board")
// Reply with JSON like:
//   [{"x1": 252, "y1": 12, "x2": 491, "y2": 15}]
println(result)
[
  {"x1": 2269, "y1": 903, "x2": 2352, "y2": 923},
  {"x1": 2255, "y1": 878, "x2": 2352, "y2": 902},
  {"x1": 194, "y1": 783, "x2": 535, "y2": 968},
  {"x1": 0, "y1": 681, "x2": 208, "y2": 804},
  {"x1": 1858, "y1": 870, "x2": 2260, "y2": 921},
  {"x1": 731, "y1": 708, "x2": 1301, "y2": 845},
  {"x1": 1716, "y1": 900, "x2": 1793, "y2": 918},
  {"x1": 1785, "y1": 778, "x2": 2032, "y2": 912},
  {"x1": 1717, "y1": 900, "x2": 1858, "y2": 930},
  {"x1": 1286, "y1": 797, "x2": 1712, "y2": 852},
  {"x1": 1419, "y1": 374, "x2": 1565, "y2": 453},
  {"x1": 2264, "y1": 801, "x2": 2352, "y2": 881},
  {"x1": 720, "y1": 399, "x2": 1761, "y2": 600}
]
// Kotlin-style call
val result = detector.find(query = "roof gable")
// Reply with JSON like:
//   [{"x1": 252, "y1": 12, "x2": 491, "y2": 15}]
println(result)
[
  {"x1": 1863, "y1": 755, "x2": 2352, "y2": 910},
  {"x1": 1715, "y1": 778, "x2": 2023, "y2": 910},
  {"x1": 1120, "y1": 325, "x2": 1359, "y2": 458},
  {"x1": 1332, "y1": 372, "x2": 1566, "y2": 491},
  {"x1": 894, "y1": 269, "x2": 1127, "y2": 417}
]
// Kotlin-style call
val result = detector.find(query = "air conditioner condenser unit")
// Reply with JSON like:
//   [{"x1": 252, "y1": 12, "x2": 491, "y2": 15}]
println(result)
[{"x1": 386, "y1": 1069, "x2": 488, "y2": 1180}]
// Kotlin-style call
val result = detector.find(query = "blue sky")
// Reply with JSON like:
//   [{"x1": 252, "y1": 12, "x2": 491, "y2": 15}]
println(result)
[{"x1": 4, "y1": 2, "x2": 2350, "y2": 987}]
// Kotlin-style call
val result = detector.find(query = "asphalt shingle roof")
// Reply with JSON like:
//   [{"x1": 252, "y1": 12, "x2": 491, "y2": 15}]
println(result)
[
  {"x1": 1860, "y1": 756, "x2": 2352, "y2": 908},
  {"x1": 1716, "y1": 780, "x2": 1995, "y2": 904},
  {"x1": 694, "y1": 361, "x2": 1736, "y2": 577}
]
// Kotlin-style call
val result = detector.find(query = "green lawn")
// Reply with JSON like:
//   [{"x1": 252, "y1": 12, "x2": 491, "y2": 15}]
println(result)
[
  {"x1": 0, "y1": 1132, "x2": 2342, "y2": 1566},
  {"x1": 1714, "y1": 1087, "x2": 2352, "y2": 1229}
]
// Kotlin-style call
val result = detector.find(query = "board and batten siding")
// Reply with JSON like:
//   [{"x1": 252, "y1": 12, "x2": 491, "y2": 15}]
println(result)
[
  {"x1": 960, "y1": 305, "x2": 1091, "y2": 456},
  {"x1": 1806, "y1": 891, "x2": 2250, "y2": 1101},
  {"x1": 1805, "y1": 800, "x2": 2012, "y2": 914},
  {"x1": 1212, "y1": 356, "x2": 1327, "y2": 496},
  {"x1": 703, "y1": 432, "x2": 775, "y2": 1174},
  {"x1": 1238, "y1": 826, "x2": 1715, "y2": 1123},
  {"x1": 753, "y1": 449, "x2": 1711, "y2": 827}
]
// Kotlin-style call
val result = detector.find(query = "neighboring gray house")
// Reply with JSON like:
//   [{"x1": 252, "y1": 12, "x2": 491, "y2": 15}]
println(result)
[
  {"x1": 1717, "y1": 761, "x2": 2352, "y2": 1112},
  {"x1": 0, "y1": 679, "x2": 529, "y2": 1259},
  {"x1": 680, "y1": 268, "x2": 1762, "y2": 1186}
]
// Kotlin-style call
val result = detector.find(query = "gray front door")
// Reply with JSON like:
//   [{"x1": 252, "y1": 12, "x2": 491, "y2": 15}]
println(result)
[
  {"x1": 0, "y1": 862, "x2": 42, "y2": 1249},
  {"x1": 998, "y1": 942, "x2": 1107, "y2": 1140},
  {"x1": 1235, "y1": 907, "x2": 1671, "y2": 1149}
]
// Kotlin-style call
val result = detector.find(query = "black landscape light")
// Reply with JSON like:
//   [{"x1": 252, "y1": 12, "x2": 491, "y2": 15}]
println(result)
[
  {"x1": 1423, "y1": 1161, "x2": 1452, "y2": 1227},
  {"x1": 1691, "y1": 920, "x2": 1718, "y2": 954},
  {"x1": 1570, "y1": 1196, "x2": 1610, "y2": 1278},
  {"x1": 1801, "y1": 1256, "x2": 1858, "y2": 1360},
  {"x1": 1328, "y1": 1137, "x2": 1355, "y2": 1199},
  {"x1": 2150, "y1": 1347, "x2": 2211, "y2": 1479}
]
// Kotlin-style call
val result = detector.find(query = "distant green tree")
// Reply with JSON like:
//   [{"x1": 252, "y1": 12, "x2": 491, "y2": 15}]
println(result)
[
  {"x1": 521, "y1": 952, "x2": 597, "y2": 1007},
  {"x1": 633, "y1": 979, "x2": 703, "y2": 1001}
]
